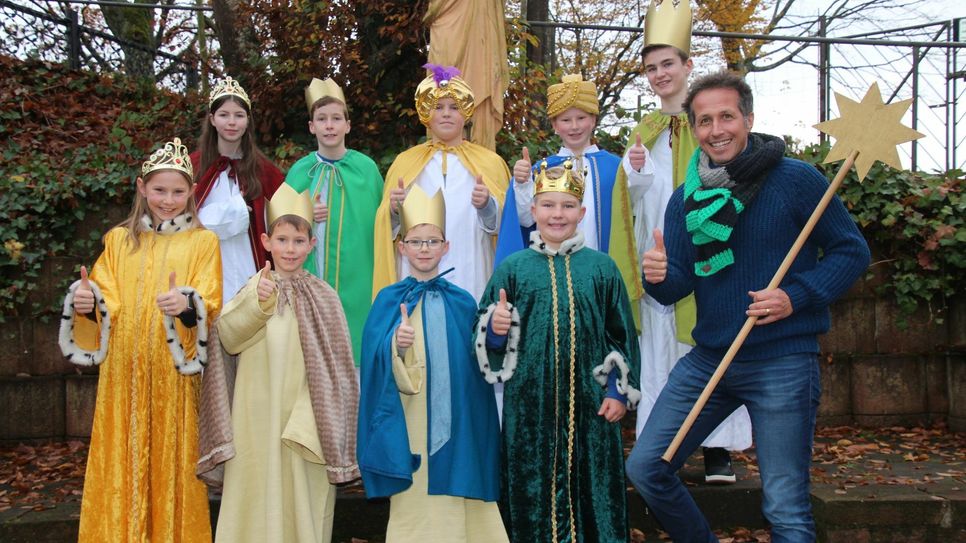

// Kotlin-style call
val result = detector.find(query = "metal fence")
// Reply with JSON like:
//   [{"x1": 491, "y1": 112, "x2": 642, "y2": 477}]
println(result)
[
  {"x1": 0, "y1": 0, "x2": 200, "y2": 91},
  {"x1": 1, "y1": 1, "x2": 963, "y2": 171},
  {"x1": 528, "y1": 17, "x2": 966, "y2": 173}
]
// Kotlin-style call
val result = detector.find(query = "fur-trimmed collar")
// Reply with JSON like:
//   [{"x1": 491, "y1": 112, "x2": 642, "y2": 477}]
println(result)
[
  {"x1": 528, "y1": 230, "x2": 585, "y2": 256},
  {"x1": 139, "y1": 213, "x2": 197, "y2": 235}
]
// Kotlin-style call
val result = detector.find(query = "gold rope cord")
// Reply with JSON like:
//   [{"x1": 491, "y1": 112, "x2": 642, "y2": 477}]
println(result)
[
  {"x1": 547, "y1": 254, "x2": 560, "y2": 543},
  {"x1": 564, "y1": 253, "x2": 577, "y2": 542}
]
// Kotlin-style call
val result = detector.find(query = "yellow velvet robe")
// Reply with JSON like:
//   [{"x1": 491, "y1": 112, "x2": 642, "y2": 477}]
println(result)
[{"x1": 75, "y1": 225, "x2": 222, "y2": 542}]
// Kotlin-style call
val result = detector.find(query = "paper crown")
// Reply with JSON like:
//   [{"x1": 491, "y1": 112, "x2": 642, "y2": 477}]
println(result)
[
  {"x1": 209, "y1": 76, "x2": 251, "y2": 109},
  {"x1": 644, "y1": 0, "x2": 693, "y2": 56},
  {"x1": 547, "y1": 74, "x2": 599, "y2": 118},
  {"x1": 414, "y1": 64, "x2": 476, "y2": 126},
  {"x1": 305, "y1": 78, "x2": 347, "y2": 115},
  {"x1": 534, "y1": 159, "x2": 585, "y2": 200},
  {"x1": 141, "y1": 137, "x2": 193, "y2": 179},
  {"x1": 400, "y1": 184, "x2": 446, "y2": 236},
  {"x1": 267, "y1": 184, "x2": 314, "y2": 226}
]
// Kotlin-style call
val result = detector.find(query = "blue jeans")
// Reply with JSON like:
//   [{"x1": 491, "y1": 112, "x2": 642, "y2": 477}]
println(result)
[{"x1": 625, "y1": 349, "x2": 820, "y2": 543}]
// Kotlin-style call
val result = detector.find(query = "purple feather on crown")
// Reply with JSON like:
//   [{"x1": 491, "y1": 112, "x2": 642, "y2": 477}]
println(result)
[{"x1": 423, "y1": 63, "x2": 461, "y2": 86}]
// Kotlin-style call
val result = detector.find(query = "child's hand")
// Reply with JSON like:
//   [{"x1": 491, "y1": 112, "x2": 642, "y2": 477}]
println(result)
[
  {"x1": 628, "y1": 133, "x2": 647, "y2": 171},
  {"x1": 390, "y1": 177, "x2": 406, "y2": 214},
  {"x1": 256, "y1": 261, "x2": 275, "y2": 301},
  {"x1": 471, "y1": 175, "x2": 490, "y2": 209},
  {"x1": 157, "y1": 271, "x2": 188, "y2": 316},
  {"x1": 641, "y1": 229, "x2": 667, "y2": 284},
  {"x1": 396, "y1": 304, "x2": 415, "y2": 350},
  {"x1": 597, "y1": 397, "x2": 627, "y2": 422},
  {"x1": 490, "y1": 289, "x2": 512, "y2": 336},
  {"x1": 313, "y1": 192, "x2": 328, "y2": 223},
  {"x1": 73, "y1": 265, "x2": 95, "y2": 314},
  {"x1": 512, "y1": 147, "x2": 531, "y2": 184}
]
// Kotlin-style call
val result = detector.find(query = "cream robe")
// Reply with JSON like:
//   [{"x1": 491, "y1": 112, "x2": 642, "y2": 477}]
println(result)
[
  {"x1": 215, "y1": 275, "x2": 336, "y2": 543},
  {"x1": 385, "y1": 299, "x2": 509, "y2": 543},
  {"x1": 622, "y1": 128, "x2": 752, "y2": 450}
]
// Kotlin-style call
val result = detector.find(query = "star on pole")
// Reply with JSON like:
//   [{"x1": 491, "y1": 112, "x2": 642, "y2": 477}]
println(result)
[{"x1": 813, "y1": 82, "x2": 924, "y2": 181}]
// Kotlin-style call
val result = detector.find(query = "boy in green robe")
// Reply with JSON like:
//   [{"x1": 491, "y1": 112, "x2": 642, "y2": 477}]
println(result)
[
  {"x1": 285, "y1": 78, "x2": 383, "y2": 366},
  {"x1": 475, "y1": 160, "x2": 641, "y2": 542}
]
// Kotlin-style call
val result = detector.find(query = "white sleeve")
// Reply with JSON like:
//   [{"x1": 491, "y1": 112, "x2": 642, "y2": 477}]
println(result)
[
  {"x1": 622, "y1": 147, "x2": 656, "y2": 203},
  {"x1": 514, "y1": 178, "x2": 536, "y2": 228}
]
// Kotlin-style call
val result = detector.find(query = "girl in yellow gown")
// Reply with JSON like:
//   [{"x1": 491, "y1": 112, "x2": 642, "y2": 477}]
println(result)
[{"x1": 59, "y1": 138, "x2": 222, "y2": 542}]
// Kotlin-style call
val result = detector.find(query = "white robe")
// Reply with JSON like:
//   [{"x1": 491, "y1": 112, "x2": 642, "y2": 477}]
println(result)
[
  {"x1": 623, "y1": 128, "x2": 752, "y2": 450},
  {"x1": 198, "y1": 168, "x2": 256, "y2": 305},
  {"x1": 397, "y1": 150, "x2": 499, "y2": 301}
]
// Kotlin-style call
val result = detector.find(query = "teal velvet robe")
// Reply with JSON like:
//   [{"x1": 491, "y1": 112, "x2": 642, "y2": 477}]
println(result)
[{"x1": 477, "y1": 235, "x2": 640, "y2": 543}]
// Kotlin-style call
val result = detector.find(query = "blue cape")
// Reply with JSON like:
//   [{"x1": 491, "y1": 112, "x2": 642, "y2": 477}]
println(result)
[
  {"x1": 358, "y1": 274, "x2": 501, "y2": 500},
  {"x1": 495, "y1": 150, "x2": 621, "y2": 265}
]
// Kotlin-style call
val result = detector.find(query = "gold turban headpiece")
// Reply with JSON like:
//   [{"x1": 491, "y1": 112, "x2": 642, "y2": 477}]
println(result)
[
  {"x1": 414, "y1": 64, "x2": 476, "y2": 126},
  {"x1": 534, "y1": 159, "x2": 585, "y2": 200},
  {"x1": 209, "y1": 76, "x2": 251, "y2": 109},
  {"x1": 142, "y1": 137, "x2": 193, "y2": 179},
  {"x1": 267, "y1": 184, "x2": 314, "y2": 226},
  {"x1": 400, "y1": 185, "x2": 446, "y2": 237},
  {"x1": 305, "y1": 77, "x2": 347, "y2": 115},
  {"x1": 644, "y1": 0, "x2": 693, "y2": 56},
  {"x1": 547, "y1": 74, "x2": 599, "y2": 118}
]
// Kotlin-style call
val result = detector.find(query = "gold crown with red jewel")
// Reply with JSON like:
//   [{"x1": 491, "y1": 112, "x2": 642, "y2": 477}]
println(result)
[
  {"x1": 534, "y1": 159, "x2": 585, "y2": 200},
  {"x1": 141, "y1": 137, "x2": 193, "y2": 179}
]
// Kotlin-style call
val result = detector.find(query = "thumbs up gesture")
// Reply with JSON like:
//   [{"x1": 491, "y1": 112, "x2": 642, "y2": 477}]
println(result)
[
  {"x1": 396, "y1": 303, "x2": 416, "y2": 350},
  {"x1": 73, "y1": 266, "x2": 95, "y2": 314},
  {"x1": 491, "y1": 288, "x2": 512, "y2": 336},
  {"x1": 512, "y1": 147, "x2": 532, "y2": 184},
  {"x1": 256, "y1": 261, "x2": 275, "y2": 301},
  {"x1": 471, "y1": 175, "x2": 490, "y2": 209},
  {"x1": 390, "y1": 177, "x2": 406, "y2": 214},
  {"x1": 628, "y1": 133, "x2": 647, "y2": 172},
  {"x1": 641, "y1": 229, "x2": 667, "y2": 284},
  {"x1": 313, "y1": 192, "x2": 328, "y2": 223},
  {"x1": 157, "y1": 271, "x2": 188, "y2": 316}
]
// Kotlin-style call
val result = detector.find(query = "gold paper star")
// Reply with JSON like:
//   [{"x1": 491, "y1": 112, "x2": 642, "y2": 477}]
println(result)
[{"x1": 813, "y1": 82, "x2": 924, "y2": 181}]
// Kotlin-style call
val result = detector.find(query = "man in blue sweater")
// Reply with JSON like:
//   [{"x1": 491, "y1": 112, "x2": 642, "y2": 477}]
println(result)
[{"x1": 625, "y1": 71, "x2": 870, "y2": 543}]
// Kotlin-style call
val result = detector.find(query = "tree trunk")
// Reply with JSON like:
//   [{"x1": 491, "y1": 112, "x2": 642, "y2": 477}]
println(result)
[
  {"x1": 525, "y1": 0, "x2": 551, "y2": 68},
  {"x1": 210, "y1": 0, "x2": 260, "y2": 86},
  {"x1": 100, "y1": 1, "x2": 157, "y2": 81}
]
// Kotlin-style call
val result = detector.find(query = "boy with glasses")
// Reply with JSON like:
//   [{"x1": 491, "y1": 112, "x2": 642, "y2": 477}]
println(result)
[{"x1": 358, "y1": 185, "x2": 508, "y2": 542}]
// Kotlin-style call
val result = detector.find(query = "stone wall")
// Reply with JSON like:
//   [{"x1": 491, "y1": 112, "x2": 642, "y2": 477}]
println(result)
[
  {"x1": 1, "y1": 259, "x2": 964, "y2": 441},
  {"x1": 817, "y1": 270, "x2": 965, "y2": 431}
]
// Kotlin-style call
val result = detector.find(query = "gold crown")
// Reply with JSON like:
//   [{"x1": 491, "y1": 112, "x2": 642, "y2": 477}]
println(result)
[
  {"x1": 534, "y1": 159, "x2": 585, "y2": 200},
  {"x1": 400, "y1": 185, "x2": 446, "y2": 236},
  {"x1": 414, "y1": 71, "x2": 476, "y2": 126},
  {"x1": 209, "y1": 76, "x2": 251, "y2": 109},
  {"x1": 644, "y1": 0, "x2": 693, "y2": 56},
  {"x1": 141, "y1": 137, "x2": 193, "y2": 179},
  {"x1": 267, "y1": 184, "x2": 314, "y2": 226},
  {"x1": 305, "y1": 78, "x2": 347, "y2": 115}
]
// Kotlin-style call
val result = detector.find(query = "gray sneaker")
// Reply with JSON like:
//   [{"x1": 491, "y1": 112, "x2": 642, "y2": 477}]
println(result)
[{"x1": 703, "y1": 447, "x2": 737, "y2": 484}]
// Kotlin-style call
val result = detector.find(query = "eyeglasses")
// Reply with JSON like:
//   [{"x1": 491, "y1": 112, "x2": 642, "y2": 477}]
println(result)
[{"x1": 402, "y1": 238, "x2": 445, "y2": 249}]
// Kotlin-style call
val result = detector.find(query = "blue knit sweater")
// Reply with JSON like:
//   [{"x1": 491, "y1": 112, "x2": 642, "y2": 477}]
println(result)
[{"x1": 646, "y1": 157, "x2": 870, "y2": 361}]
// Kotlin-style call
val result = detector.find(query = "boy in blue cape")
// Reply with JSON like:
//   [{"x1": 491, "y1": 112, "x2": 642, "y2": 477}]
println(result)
[{"x1": 358, "y1": 185, "x2": 508, "y2": 542}]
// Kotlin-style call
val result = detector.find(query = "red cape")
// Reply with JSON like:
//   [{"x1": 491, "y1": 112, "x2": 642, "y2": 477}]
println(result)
[{"x1": 190, "y1": 151, "x2": 283, "y2": 266}]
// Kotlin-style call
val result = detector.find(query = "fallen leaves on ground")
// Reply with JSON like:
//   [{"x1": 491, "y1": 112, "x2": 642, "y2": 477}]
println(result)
[{"x1": 0, "y1": 441, "x2": 88, "y2": 513}]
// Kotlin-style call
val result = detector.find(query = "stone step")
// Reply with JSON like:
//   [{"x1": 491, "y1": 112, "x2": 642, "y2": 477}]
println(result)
[{"x1": 1, "y1": 478, "x2": 962, "y2": 542}]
